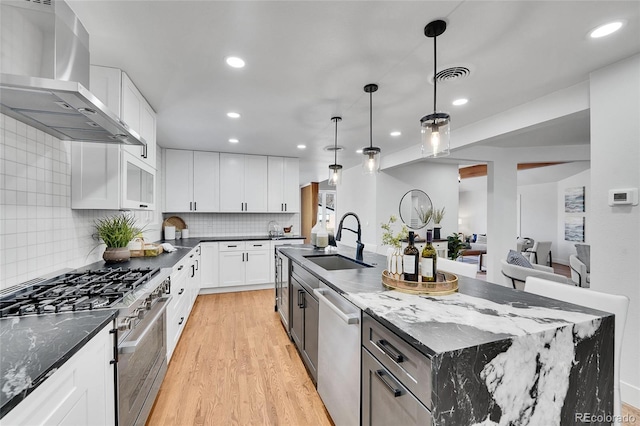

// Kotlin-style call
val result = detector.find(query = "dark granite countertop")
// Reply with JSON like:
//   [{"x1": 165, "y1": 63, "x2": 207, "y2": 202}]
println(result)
[
  {"x1": 278, "y1": 245, "x2": 612, "y2": 358},
  {"x1": 0, "y1": 310, "x2": 117, "y2": 418}
]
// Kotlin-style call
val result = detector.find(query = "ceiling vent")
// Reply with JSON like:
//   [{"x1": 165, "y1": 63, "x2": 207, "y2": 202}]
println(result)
[{"x1": 434, "y1": 66, "x2": 471, "y2": 83}]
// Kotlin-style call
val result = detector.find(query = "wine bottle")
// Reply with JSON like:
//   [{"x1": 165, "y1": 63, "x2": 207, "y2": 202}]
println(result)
[
  {"x1": 403, "y1": 231, "x2": 419, "y2": 281},
  {"x1": 421, "y1": 230, "x2": 437, "y2": 282}
]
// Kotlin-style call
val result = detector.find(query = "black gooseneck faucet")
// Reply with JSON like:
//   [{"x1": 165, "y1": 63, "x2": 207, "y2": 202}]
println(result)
[{"x1": 335, "y1": 212, "x2": 365, "y2": 261}]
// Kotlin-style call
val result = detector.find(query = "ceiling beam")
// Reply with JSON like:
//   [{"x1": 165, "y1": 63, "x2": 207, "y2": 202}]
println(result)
[{"x1": 459, "y1": 162, "x2": 566, "y2": 179}]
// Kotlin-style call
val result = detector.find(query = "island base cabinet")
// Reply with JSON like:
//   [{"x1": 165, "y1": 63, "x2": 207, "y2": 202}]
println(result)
[
  {"x1": 362, "y1": 347, "x2": 432, "y2": 426},
  {"x1": 289, "y1": 274, "x2": 318, "y2": 384},
  {"x1": 2, "y1": 323, "x2": 116, "y2": 425}
]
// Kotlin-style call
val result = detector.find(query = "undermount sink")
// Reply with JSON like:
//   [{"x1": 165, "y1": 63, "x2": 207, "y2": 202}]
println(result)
[{"x1": 303, "y1": 254, "x2": 373, "y2": 270}]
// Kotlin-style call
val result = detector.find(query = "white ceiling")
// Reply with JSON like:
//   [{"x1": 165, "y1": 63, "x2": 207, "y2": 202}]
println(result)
[{"x1": 66, "y1": 1, "x2": 640, "y2": 183}]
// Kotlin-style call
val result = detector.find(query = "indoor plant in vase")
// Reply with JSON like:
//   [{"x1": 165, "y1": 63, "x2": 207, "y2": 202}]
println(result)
[
  {"x1": 380, "y1": 215, "x2": 408, "y2": 280},
  {"x1": 432, "y1": 206, "x2": 445, "y2": 240},
  {"x1": 94, "y1": 213, "x2": 141, "y2": 263}
]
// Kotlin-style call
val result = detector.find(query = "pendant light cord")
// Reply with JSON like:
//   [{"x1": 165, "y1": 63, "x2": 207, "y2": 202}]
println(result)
[
  {"x1": 334, "y1": 118, "x2": 338, "y2": 164},
  {"x1": 369, "y1": 91, "x2": 373, "y2": 148},
  {"x1": 433, "y1": 34, "x2": 437, "y2": 113}
]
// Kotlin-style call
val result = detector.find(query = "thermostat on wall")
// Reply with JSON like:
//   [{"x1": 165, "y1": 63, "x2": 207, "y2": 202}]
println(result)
[{"x1": 608, "y1": 188, "x2": 638, "y2": 206}]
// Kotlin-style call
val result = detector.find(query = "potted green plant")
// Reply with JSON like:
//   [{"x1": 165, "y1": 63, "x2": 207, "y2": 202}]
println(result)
[
  {"x1": 432, "y1": 206, "x2": 445, "y2": 239},
  {"x1": 94, "y1": 213, "x2": 141, "y2": 263},
  {"x1": 447, "y1": 232, "x2": 466, "y2": 261}
]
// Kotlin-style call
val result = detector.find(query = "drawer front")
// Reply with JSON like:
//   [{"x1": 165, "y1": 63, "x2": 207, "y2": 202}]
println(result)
[
  {"x1": 246, "y1": 241, "x2": 269, "y2": 251},
  {"x1": 290, "y1": 262, "x2": 319, "y2": 295},
  {"x1": 219, "y1": 241, "x2": 246, "y2": 251},
  {"x1": 362, "y1": 347, "x2": 432, "y2": 426},
  {"x1": 362, "y1": 313, "x2": 432, "y2": 408}
]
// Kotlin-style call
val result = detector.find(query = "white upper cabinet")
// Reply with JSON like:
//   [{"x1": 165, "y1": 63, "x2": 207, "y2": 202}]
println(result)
[
  {"x1": 164, "y1": 149, "x2": 219, "y2": 212},
  {"x1": 268, "y1": 156, "x2": 299, "y2": 212},
  {"x1": 71, "y1": 143, "x2": 155, "y2": 210},
  {"x1": 219, "y1": 153, "x2": 268, "y2": 212},
  {"x1": 89, "y1": 65, "x2": 156, "y2": 169}
]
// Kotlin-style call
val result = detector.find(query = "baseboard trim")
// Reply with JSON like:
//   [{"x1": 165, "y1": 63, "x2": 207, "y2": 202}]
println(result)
[
  {"x1": 622, "y1": 380, "x2": 640, "y2": 409},
  {"x1": 199, "y1": 283, "x2": 274, "y2": 294}
]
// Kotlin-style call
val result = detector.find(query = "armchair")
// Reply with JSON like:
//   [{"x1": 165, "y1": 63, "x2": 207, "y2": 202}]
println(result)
[
  {"x1": 569, "y1": 254, "x2": 590, "y2": 287},
  {"x1": 500, "y1": 259, "x2": 571, "y2": 290},
  {"x1": 524, "y1": 241, "x2": 552, "y2": 266}
]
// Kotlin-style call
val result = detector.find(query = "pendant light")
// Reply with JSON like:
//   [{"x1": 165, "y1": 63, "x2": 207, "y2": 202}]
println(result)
[
  {"x1": 362, "y1": 83, "x2": 381, "y2": 174},
  {"x1": 421, "y1": 20, "x2": 450, "y2": 158},
  {"x1": 328, "y1": 116, "x2": 343, "y2": 186}
]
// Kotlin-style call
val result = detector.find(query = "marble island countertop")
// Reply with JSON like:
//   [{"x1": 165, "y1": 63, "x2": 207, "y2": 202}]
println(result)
[
  {"x1": 278, "y1": 245, "x2": 614, "y2": 425},
  {"x1": 0, "y1": 310, "x2": 117, "y2": 418}
]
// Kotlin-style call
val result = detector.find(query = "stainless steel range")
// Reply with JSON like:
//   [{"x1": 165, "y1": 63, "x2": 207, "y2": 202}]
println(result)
[{"x1": 0, "y1": 266, "x2": 172, "y2": 426}]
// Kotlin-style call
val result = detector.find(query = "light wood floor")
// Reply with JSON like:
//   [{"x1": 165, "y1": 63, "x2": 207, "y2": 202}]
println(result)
[{"x1": 146, "y1": 290, "x2": 332, "y2": 426}]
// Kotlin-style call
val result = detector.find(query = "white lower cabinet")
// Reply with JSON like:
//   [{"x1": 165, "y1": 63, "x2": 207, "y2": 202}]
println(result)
[
  {"x1": 166, "y1": 246, "x2": 200, "y2": 362},
  {"x1": 200, "y1": 243, "x2": 219, "y2": 289},
  {"x1": 218, "y1": 241, "x2": 271, "y2": 288},
  {"x1": 2, "y1": 323, "x2": 116, "y2": 426}
]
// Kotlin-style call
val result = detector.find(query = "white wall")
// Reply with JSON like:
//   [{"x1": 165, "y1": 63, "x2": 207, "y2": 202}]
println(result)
[
  {"x1": 459, "y1": 183, "x2": 488, "y2": 237},
  {"x1": 589, "y1": 54, "x2": 640, "y2": 408},
  {"x1": 518, "y1": 182, "x2": 558, "y2": 261},
  {"x1": 336, "y1": 160, "x2": 459, "y2": 253},
  {"x1": 556, "y1": 169, "x2": 590, "y2": 264}
]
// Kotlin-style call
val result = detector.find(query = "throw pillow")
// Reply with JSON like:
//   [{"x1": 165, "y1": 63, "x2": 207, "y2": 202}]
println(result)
[
  {"x1": 507, "y1": 249, "x2": 534, "y2": 268},
  {"x1": 575, "y1": 244, "x2": 590, "y2": 272},
  {"x1": 476, "y1": 234, "x2": 487, "y2": 245}
]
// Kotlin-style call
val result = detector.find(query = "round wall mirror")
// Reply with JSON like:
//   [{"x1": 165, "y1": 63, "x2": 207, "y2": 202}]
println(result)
[{"x1": 399, "y1": 189, "x2": 433, "y2": 230}]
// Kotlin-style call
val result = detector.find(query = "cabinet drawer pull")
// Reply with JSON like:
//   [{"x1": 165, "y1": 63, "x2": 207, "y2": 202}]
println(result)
[
  {"x1": 377, "y1": 339, "x2": 405, "y2": 363},
  {"x1": 142, "y1": 144, "x2": 148, "y2": 159},
  {"x1": 374, "y1": 369, "x2": 402, "y2": 397},
  {"x1": 178, "y1": 265, "x2": 184, "y2": 271},
  {"x1": 190, "y1": 201, "x2": 193, "y2": 211},
  {"x1": 228, "y1": 245, "x2": 237, "y2": 248},
  {"x1": 191, "y1": 264, "x2": 195, "y2": 278},
  {"x1": 284, "y1": 203, "x2": 287, "y2": 211},
  {"x1": 178, "y1": 288, "x2": 184, "y2": 295},
  {"x1": 298, "y1": 289, "x2": 305, "y2": 308},
  {"x1": 139, "y1": 204, "x2": 148, "y2": 208},
  {"x1": 194, "y1": 201, "x2": 197, "y2": 211},
  {"x1": 178, "y1": 317, "x2": 184, "y2": 325},
  {"x1": 246, "y1": 252, "x2": 249, "y2": 261}
]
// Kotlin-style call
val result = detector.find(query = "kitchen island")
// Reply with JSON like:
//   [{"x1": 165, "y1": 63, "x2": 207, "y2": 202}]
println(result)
[{"x1": 278, "y1": 245, "x2": 614, "y2": 425}]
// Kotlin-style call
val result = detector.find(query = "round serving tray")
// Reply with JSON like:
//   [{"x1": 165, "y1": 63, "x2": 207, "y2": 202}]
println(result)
[{"x1": 382, "y1": 270, "x2": 458, "y2": 295}]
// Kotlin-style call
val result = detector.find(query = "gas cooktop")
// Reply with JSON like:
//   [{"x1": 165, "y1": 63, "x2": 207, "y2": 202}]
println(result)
[{"x1": 0, "y1": 267, "x2": 161, "y2": 318}]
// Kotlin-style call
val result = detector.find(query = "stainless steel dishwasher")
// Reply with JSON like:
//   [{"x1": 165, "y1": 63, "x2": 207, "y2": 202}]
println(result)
[{"x1": 314, "y1": 284, "x2": 361, "y2": 426}]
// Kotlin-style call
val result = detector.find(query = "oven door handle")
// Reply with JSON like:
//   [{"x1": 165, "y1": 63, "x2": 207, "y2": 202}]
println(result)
[{"x1": 119, "y1": 296, "x2": 172, "y2": 354}]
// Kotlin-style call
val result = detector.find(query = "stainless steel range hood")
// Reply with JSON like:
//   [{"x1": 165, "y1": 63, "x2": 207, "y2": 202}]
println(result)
[{"x1": 0, "y1": 0, "x2": 145, "y2": 146}]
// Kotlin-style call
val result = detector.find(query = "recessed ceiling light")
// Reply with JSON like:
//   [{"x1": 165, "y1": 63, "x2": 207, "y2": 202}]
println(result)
[
  {"x1": 226, "y1": 56, "x2": 245, "y2": 68},
  {"x1": 390, "y1": 131, "x2": 402, "y2": 137},
  {"x1": 297, "y1": 144, "x2": 306, "y2": 149},
  {"x1": 227, "y1": 112, "x2": 241, "y2": 118},
  {"x1": 356, "y1": 149, "x2": 363, "y2": 154},
  {"x1": 452, "y1": 98, "x2": 468, "y2": 106},
  {"x1": 229, "y1": 138, "x2": 239, "y2": 143},
  {"x1": 590, "y1": 21, "x2": 623, "y2": 38}
]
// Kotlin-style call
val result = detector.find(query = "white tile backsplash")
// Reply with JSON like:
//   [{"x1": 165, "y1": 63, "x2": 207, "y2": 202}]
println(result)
[
  {"x1": 169, "y1": 212, "x2": 301, "y2": 238},
  {"x1": 0, "y1": 113, "x2": 157, "y2": 290}
]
